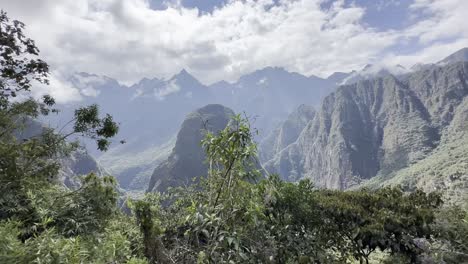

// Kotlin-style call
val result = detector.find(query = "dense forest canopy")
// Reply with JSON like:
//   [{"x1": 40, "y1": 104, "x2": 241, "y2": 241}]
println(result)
[{"x1": 0, "y1": 11, "x2": 467, "y2": 264}]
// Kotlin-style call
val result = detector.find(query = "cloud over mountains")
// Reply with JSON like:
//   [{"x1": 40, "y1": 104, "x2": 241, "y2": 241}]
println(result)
[{"x1": 2, "y1": 0, "x2": 468, "y2": 102}]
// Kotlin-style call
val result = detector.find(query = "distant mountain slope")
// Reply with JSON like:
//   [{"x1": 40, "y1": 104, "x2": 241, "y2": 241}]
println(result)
[
  {"x1": 147, "y1": 104, "x2": 234, "y2": 192},
  {"x1": 56, "y1": 67, "x2": 339, "y2": 190},
  {"x1": 211, "y1": 67, "x2": 335, "y2": 135},
  {"x1": 259, "y1": 104, "x2": 315, "y2": 163},
  {"x1": 326, "y1": 72, "x2": 351, "y2": 85},
  {"x1": 265, "y1": 61, "x2": 468, "y2": 193},
  {"x1": 98, "y1": 136, "x2": 175, "y2": 190}
]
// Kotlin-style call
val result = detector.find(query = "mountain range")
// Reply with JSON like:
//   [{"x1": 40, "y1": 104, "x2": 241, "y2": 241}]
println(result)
[
  {"x1": 48, "y1": 47, "x2": 468, "y2": 207},
  {"x1": 262, "y1": 48, "x2": 468, "y2": 207},
  {"x1": 53, "y1": 65, "x2": 346, "y2": 191}
]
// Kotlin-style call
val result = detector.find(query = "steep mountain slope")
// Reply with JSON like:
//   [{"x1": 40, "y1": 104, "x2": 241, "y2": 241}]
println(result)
[
  {"x1": 147, "y1": 104, "x2": 234, "y2": 192},
  {"x1": 259, "y1": 104, "x2": 315, "y2": 163},
  {"x1": 59, "y1": 148, "x2": 106, "y2": 188},
  {"x1": 365, "y1": 92, "x2": 468, "y2": 208},
  {"x1": 437, "y1": 47, "x2": 468, "y2": 65},
  {"x1": 326, "y1": 72, "x2": 351, "y2": 85},
  {"x1": 265, "y1": 61, "x2": 468, "y2": 192},
  {"x1": 16, "y1": 119, "x2": 104, "y2": 189}
]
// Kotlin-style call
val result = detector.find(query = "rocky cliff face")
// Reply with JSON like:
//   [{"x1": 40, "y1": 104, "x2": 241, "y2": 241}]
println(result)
[
  {"x1": 59, "y1": 148, "x2": 105, "y2": 188},
  {"x1": 147, "y1": 104, "x2": 234, "y2": 192},
  {"x1": 264, "y1": 62, "x2": 468, "y2": 190},
  {"x1": 259, "y1": 104, "x2": 315, "y2": 163}
]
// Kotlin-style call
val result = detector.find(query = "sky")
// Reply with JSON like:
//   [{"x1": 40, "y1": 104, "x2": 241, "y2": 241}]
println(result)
[{"x1": 1, "y1": 0, "x2": 468, "y2": 102}]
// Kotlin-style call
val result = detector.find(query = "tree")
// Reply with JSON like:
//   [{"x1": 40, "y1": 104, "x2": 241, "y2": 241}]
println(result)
[
  {"x1": 201, "y1": 114, "x2": 261, "y2": 207},
  {"x1": 132, "y1": 114, "x2": 450, "y2": 264},
  {"x1": 313, "y1": 188, "x2": 442, "y2": 263},
  {"x1": 0, "y1": 10, "x2": 48, "y2": 99},
  {"x1": 0, "y1": 10, "x2": 119, "y2": 239},
  {"x1": 0, "y1": 11, "x2": 150, "y2": 263}
]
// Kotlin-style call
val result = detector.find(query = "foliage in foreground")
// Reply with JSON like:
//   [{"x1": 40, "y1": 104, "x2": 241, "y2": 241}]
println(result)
[
  {"x1": 0, "y1": 10, "x2": 146, "y2": 263},
  {"x1": 130, "y1": 116, "x2": 467, "y2": 264}
]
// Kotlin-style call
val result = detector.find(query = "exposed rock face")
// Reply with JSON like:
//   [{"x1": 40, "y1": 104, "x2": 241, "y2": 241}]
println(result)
[
  {"x1": 59, "y1": 148, "x2": 105, "y2": 188},
  {"x1": 366, "y1": 96, "x2": 468, "y2": 209},
  {"x1": 147, "y1": 104, "x2": 234, "y2": 192},
  {"x1": 265, "y1": 62, "x2": 468, "y2": 190},
  {"x1": 259, "y1": 104, "x2": 315, "y2": 163}
]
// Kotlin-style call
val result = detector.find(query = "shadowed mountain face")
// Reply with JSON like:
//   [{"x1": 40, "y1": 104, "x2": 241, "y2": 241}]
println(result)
[
  {"x1": 147, "y1": 104, "x2": 234, "y2": 192},
  {"x1": 264, "y1": 61, "x2": 468, "y2": 192}
]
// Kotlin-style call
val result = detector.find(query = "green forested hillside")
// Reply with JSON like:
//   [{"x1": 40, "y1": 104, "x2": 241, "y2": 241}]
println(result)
[{"x1": 364, "y1": 132, "x2": 468, "y2": 210}]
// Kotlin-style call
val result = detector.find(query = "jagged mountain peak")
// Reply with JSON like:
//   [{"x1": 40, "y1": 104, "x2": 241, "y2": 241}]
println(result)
[
  {"x1": 137, "y1": 77, "x2": 161, "y2": 84},
  {"x1": 130, "y1": 77, "x2": 163, "y2": 92},
  {"x1": 170, "y1": 68, "x2": 200, "y2": 83},
  {"x1": 340, "y1": 64, "x2": 409, "y2": 85}
]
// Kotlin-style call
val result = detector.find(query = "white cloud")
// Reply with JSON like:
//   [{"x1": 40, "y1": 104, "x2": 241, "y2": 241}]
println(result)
[
  {"x1": 1, "y1": 0, "x2": 468, "y2": 102},
  {"x1": 71, "y1": 74, "x2": 108, "y2": 97},
  {"x1": 154, "y1": 79, "x2": 180, "y2": 100},
  {"x1": 32, "y1": 73, "x2": 82, "y2": 104},
  {"x1": 257, "y1": 78, "x2": 268, "y2": 85},
  {"x1": 407, "y1": 0, "x2": 468, "y2": 44},
  {"x1": 383, "y1": 0, "x2": 468, "y2": 67}
]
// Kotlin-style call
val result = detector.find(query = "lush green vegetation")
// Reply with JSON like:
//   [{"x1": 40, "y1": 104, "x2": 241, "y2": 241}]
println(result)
[{"x1": 1, "y1": 11, "x2": 467, "y2": 264}]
